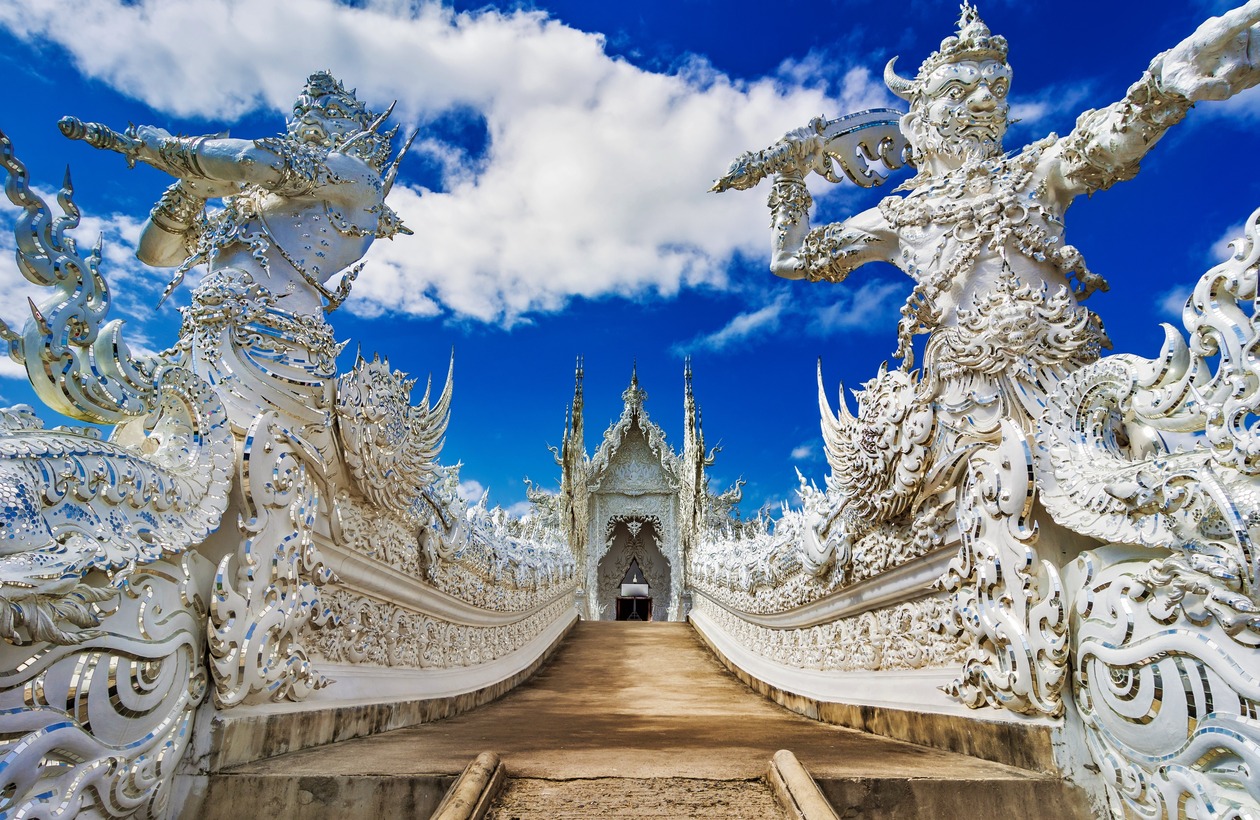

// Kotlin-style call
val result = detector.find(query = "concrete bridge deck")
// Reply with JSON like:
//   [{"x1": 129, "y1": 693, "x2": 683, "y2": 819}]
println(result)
[{"x1": 204, "y1": 621, "x2": 1090, "y2": 818}]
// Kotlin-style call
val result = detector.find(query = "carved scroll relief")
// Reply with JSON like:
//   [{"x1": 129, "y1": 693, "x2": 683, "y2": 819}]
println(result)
[
  {"x1": 1034, "y1": 208, "x2": 1260, "y2": 816},
  {"x1": 209, "y1": 412, "x2": 334, "y2": 707},
  {"x1": 311, "y1": 589, "x2": 571, "y2": 670},
  {"x1": 692, "y1": 593, "x2": 966, "y2": 672},
  {"x1": 1071, "y1": 547, "x2": 1260, "y2": 819},
  {"x1": 939, "y1": 419, "x2": 1068, "y2": 717},
  {"x1": 0, "y1": 553, "x2": 214, "y2": 818}
]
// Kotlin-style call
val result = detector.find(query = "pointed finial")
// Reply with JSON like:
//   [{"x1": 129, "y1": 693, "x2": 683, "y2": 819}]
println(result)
[{"x1": 382, "y1": 126, "x2": 418, "y2": 196}]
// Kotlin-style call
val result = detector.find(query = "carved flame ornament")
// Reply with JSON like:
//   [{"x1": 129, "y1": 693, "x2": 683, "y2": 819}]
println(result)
[
  {"x1": 0, "y1": 128, "x2": 233, "y2": 817},
  {"x1": 1035, "y1": 208, "x2": 1260, "y2": 814},
  {"x1": 335, "y1": 351, "x2": 454, "y2": 522}
]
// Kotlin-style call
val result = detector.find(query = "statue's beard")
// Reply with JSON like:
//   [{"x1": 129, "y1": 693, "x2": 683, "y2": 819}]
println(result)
[
  {"x1": 924, "y1": 129, "x2": 1001, "y2": 164},
  {"x1": 905, "y1": 109, "x2": 1004, "y2": 169}
]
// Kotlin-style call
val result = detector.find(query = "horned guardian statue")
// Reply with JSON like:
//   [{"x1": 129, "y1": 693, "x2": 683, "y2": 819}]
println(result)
[
  {"x1": 703, "y1": 4, "x2": 1260, "y2": 815},
  {"x1": 715, "y1": 0, "x2": 1260, "y2": 577}
]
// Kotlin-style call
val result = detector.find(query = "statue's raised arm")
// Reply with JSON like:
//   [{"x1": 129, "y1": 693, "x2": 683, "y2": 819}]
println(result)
[
  {"x1": 1051, "y1": 1, "x2": 1260, "y2": 200},
  {"x1": 1154, "y1": 1, "x2": 1260, "y2": 102},
  {"x1": 718, "y1": 2, "x2": 1260, "y2": 369},
  {"x1": 63, "y1": 72, "x2": 413, "y2": 314}
]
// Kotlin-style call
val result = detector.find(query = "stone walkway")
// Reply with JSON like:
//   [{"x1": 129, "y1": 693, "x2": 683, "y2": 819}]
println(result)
[
  {"x1": 488, "y1": 777, "x2": 783, "y2": 819},
  {"x1": 216, "y1": 621, "x2": 1088, "y2": 818}
]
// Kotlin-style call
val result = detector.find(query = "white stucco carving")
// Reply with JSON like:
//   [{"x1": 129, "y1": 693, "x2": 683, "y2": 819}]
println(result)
[
  {"x1": 703, "y1": 4, "x2": 1260, "y2": 815},
  {"x1": 692, "y1": 593, "x2": 966, "y2": 672},
  {"x1": 555, "y1": 361, "x2": 736, "y2": 621},
  {"x1": 0, "y1": 71, "x2": 575, "y2": 817},
  {"x1": 5, "y1": 5, "x2": 1260, "y2": 816}
]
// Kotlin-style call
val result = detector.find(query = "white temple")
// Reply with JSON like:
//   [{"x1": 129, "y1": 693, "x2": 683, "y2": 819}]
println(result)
[
  {"x1": 552, "y1": 359, "x2": 740, "y2": 622},
  {"x1": 6, "y1": 4, "x2": 1260, "y2": 816}
]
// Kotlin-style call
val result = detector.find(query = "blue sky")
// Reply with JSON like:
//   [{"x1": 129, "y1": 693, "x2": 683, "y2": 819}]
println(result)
[{"x1": 1, "y1": 0, "x2": 1257, "y2": 515}]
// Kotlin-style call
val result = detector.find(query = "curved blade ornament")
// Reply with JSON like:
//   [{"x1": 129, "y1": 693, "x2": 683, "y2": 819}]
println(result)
[
  {"x1": 939, "y1": 419, "x2": 1068, "y2": 717},
  {"x1": 711, "y1": 109, "x2": 909, "y2": 193},
  {"x1": 0, "y1": 553, "x2": 214, "y2": 818},
  {"x1": 0, "y1": 128, "x2": 156, "y2": 424},
  {"x1": 0, "y1": 130, "x2": 233, "y2": 647}
]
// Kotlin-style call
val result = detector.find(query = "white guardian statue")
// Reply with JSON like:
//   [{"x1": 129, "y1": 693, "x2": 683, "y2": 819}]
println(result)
[
  {"x1": 708, "y1": 3, "x2": 1260, "y2": 816},
  {"x1": 0, "y1": 71, "x2": 578, "y2": 819}
]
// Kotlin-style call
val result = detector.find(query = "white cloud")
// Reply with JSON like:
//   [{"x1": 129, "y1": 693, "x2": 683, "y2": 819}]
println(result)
[
  {"x1": 790, "y1": 442, "x2": 815, "y2": 460},
  {"x1": 457, "y1": 478, "x2": 487, "y2": 504},
  {"x1": 683, "y1": 297, "x2": 787, "y2": 353},
  {"x1": 0, "y1": 356, "x2": 25, "y2": 380},
  {"x1": 1210, "y1": 222, "x2": 1248, "y2": 262},
  {"x1": 1209, "y1": 84, "x2": 1260, "y2": 120},
  {"x1": 1157, "y1": 286, "x2": 1191, "y2": 320},
  {"x1": 812, "y1": 279, "x2": 904, "y2": 332},
  {"x1": 1007, "y1": 82, "x2": 1093, "y2": 132},
  {"x1": 674, "y1": 277, "x2": 907, "y2": 356},
  {"x1": 0, "y1": 0, "x2": 894, "y2": 326},
  {"x1": 505, "y1": 499, "x2": 534, "y2": 518}
]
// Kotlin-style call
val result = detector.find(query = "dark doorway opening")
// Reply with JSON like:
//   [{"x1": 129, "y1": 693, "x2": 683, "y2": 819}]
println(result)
[{"x1": 616, "y1": 558, "x2": 652, "y2": 621}]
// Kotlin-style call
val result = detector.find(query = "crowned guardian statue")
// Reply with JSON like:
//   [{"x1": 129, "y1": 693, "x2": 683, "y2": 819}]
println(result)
[{"x1": 715, "y1": 1, "x2": 1260, "y2": 574}]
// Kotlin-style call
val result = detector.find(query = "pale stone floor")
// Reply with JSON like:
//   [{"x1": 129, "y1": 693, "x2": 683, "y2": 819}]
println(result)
[
  {"x1": 221, "y1": 621, "x2": 1087, "y2": 817},
  {"x1": 488, "y1": 777, "x2": 785, "y2": 819}
]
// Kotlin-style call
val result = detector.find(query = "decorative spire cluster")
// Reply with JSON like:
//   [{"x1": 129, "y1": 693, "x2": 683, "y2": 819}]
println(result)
[
  {"x1": 561, "y1": 355, "x2": 585, "y2": 462},
  {"x1": 884, "y1": 2, "x2": 1009, "y2": 102},
  {"x1": 623, "y1": 359, "x2": 647, "y2": 410}
]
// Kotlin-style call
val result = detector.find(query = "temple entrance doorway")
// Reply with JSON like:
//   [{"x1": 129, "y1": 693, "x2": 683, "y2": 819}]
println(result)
[
  {"x1": 596, "y1": 516, "x2": 670, "y2": 621},
  {"x1": 615, "y1": 558, "x2": 651, "y2": 620}
]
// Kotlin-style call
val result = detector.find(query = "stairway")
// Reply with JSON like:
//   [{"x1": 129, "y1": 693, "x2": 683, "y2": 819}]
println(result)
[
  {"x1": 202, "y1": 622, "x2": 1090, "y2": 819},
  {"x1": 488, "y1": 777, "x2": 784, "y2": 819}
]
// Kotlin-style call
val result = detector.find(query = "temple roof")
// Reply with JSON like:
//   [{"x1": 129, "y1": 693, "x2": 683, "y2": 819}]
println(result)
[{"x1": 587, "y1": 365, "x2": 681, "y2": 493}]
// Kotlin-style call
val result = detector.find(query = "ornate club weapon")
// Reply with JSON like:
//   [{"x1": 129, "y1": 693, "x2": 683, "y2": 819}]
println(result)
[
  {"x1": 57, "y1": 116, "x2": 145, "y2": 166},
  {"x1": 711, "y1": 108, "x2": 909, "y2": 192}
]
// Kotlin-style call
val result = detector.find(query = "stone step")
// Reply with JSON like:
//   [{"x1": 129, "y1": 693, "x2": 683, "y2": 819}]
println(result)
[{"x1": 487, "y1": 776, "x2": 786, "y2": 820}]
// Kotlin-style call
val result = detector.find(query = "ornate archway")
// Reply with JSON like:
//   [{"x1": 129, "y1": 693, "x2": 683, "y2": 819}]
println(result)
[{"x1": 595, "y1": 515, "x2": 670, "y2": 620}]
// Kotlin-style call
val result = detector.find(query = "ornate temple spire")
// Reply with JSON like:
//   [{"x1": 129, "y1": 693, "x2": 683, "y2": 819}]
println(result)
[
  {"x1": 622, "y1": 359, "x2": 647, "y2": 412},
  {"x1": 570, "y1": 355, "x2": 584, "y2": 454},
  {"x1": 683, "y1": 356, "x2": 699, "y2": 453},
  {"x1": 558, "y1": 355, "x2": 589, "y2": 562},
  {"x1": 557, "y1": 356, "x2": 585, "y2": 470}
]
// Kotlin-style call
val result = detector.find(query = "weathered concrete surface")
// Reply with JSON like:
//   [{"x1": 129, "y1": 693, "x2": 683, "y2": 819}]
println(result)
[
  {"x1": 693, "y1": 615, "x2": 1061, "y2": 773},
  {"x1": 208, "y1": 622, "x2": 1091, "y2": 818},
  {"x1": 770, "y1": 749, "x2": 839, "y2": 820},
  {"x1": 488, "y1": 777, "x2": 784, "y2": 819},
  {"x1": 433, "y1": 751, "x2": 505, "y2": 820}
]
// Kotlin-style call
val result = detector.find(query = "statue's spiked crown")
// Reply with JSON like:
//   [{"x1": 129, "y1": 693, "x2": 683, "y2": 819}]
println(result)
[
  {"x1": 290, "y1": 70, "x2": 399, "y2": 170},
  {"x1": 885, "y1": 2, "x2": 1009, "y2": 102},
  {"x1": 292, "y1": 71, "x2": 373, "y2": 127}
]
